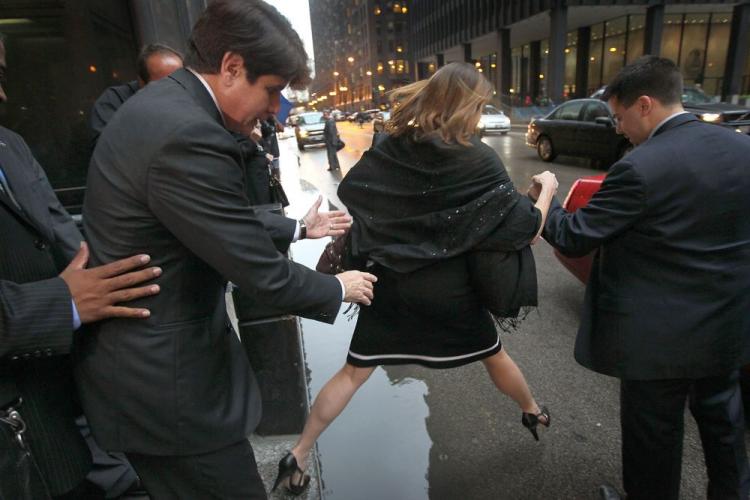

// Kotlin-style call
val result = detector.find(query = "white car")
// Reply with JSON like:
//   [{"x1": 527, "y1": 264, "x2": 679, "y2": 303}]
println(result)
[{"x1": 478, "y1": 105, "x2": 511, "y2": 136}]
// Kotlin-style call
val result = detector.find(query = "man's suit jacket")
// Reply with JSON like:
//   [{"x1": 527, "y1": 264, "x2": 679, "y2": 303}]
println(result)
[
  {"x1": 544, "y1": 114, "x2": 750, "y2": 380},
  {"x1": 0, "y1": 126, "x2": 92, "y2": 495},
  {"x1": 77, "y1": 68, "x2": 342, "y2": 455}
]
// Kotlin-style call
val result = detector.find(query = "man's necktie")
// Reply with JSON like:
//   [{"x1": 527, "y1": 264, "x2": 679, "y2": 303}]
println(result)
[{"x1": 0, "y1": 166, "x2": 22, "y2": 210}]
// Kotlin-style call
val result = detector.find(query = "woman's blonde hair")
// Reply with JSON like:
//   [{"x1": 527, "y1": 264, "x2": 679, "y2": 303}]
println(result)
[{"x1": 386, "y1": 62, "x2": 494, "y2": 146}]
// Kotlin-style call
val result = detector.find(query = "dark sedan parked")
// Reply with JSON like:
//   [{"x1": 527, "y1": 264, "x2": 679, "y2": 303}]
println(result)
[{"x1": 526, "y1": 98, "x2": 632, "y2": 166}]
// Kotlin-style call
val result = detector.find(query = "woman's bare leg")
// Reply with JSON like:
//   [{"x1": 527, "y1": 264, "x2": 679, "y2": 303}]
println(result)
[
  {"x1": 481, "y1": 348, "x2": 544, "y2": 418},
  {"x1": 291, "y1": 363, "x2": 376, "y2": 470}
]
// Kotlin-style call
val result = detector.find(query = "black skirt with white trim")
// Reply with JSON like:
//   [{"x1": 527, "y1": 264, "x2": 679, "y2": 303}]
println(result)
[{"x1": 347, "y1": 257, "x2": 501, "y2": 369}]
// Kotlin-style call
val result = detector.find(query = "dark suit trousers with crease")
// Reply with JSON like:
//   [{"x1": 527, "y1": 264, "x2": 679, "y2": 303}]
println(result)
[
  {"x1": 126, "y1": 439, "x2": 267, "y2": 500},
  {"x1": 620, "y1": 370, "x2": 750, "y2": 500}
]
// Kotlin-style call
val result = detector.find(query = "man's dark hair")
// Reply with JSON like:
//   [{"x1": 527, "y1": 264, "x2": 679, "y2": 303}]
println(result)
[
  {"x1": 185, "y1": 0, "x2": 311, "y2": 89},
  {"x1": 137, "y1": 43, "x2": 183, "y2": 83},
  {"x1": 602, "y1": 55, "x2": 683, "y2": 107}
]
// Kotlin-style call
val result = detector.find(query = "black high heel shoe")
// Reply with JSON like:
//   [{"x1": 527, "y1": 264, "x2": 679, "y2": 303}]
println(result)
[
  {"x1": 521, "y1": 406, "x2": 551, "y2": 441},
  {"x1": 271, "y1": 451, "x2": 310, "y2": 496}
]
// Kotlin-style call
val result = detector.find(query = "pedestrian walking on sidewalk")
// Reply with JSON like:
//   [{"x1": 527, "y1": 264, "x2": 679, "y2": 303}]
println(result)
[
  {"x1": 323, "y1": 110, "x2": 341, "y2": 171},
  {"x1": 273, "y1": 62, "x2": 557, "y2": 495}
]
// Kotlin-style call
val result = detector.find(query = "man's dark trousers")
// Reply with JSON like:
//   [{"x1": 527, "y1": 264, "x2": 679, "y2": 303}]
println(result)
[
  {"x1": 621, "y1": 371, "x2": 750, "y2": 500},
  {"x1": 326, "y1": 143, "x2": 340, "y2": 170},
  {"x1": 126, "y1": 440, "x2": 266, "y2": 500}
]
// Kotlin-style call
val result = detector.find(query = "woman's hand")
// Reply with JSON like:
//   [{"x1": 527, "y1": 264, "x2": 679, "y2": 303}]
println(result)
[
  {"x1": 528, "y1": 171, "x2": 558, "y2": 244},
  {"x1": 527, "y1": 171, "x2": 558, "y2": 201}
]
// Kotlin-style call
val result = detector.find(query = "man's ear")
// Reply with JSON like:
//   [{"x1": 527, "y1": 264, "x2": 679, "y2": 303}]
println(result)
[
  {"x1": 638, "y1": 95, "x2": 654, "y2": 116},
  {"x1": 220, "y1": 52, "x2": 245, "y2": 85}
]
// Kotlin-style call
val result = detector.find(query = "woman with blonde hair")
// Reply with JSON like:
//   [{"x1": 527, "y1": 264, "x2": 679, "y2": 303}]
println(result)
[{"x1": 273, "y1": 62, "x2": 559, "y2": 495}]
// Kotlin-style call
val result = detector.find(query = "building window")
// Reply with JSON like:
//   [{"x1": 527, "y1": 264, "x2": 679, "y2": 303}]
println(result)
[
  {"x1": 660, "y1": 14, "x2": 683, "y2": 64},
  {"x1": 626, "y1": 15, "x2": 645, "y2": 64},
  {"x1": 564, "y1": 31, "x2": 577, "y2": 98},
  {"x1": 703, "y1": 13, "x2": 732, "y2": 96},
  {"x1": 602, "y1": 17, "x2": 626, "y2": 85},
  {"x1": 588, "y1": 23, "x2": 604, "y2": 94},
  {"x1": 0, "y1": 1, "x2": 137, "y2": 206}
]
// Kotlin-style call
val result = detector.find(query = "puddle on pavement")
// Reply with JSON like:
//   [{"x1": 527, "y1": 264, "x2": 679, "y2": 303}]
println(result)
[{"x1": 292, "y1": 235, "x2": 432, "y2": 500}]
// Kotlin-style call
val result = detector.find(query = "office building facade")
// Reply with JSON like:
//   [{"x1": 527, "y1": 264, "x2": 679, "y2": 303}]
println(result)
[{"x1": 410, "y1": 0, "x2": 750, "y2": 107}]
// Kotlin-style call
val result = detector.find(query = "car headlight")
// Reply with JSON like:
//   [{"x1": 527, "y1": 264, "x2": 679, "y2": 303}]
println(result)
[
  {"x1": 299, "y1": 129, "x2": 309, "y2": 138},
  {"x1": 699, "y1": 113, "x2": 721, "y2": 123},
  {"x1": 478, "y1": 120, "x2": 486, "y2": 128}
]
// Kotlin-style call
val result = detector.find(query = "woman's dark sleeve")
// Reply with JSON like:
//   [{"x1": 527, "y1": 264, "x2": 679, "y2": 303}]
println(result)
[{"x1": 474, "y1": 196, "x2": 542, "y2": 251}]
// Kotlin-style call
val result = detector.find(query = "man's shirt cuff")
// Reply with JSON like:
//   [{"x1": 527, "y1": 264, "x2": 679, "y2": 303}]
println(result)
[
  {"x1": 72, "y1": 300, "x2": 81, "y2": 330},
  {"x1": 335, "y1": 276, "x2": 345, "y2": 301}
]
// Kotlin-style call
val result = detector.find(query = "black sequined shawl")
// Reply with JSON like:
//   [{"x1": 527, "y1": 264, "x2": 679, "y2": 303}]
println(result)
[{"x1": 338, "y1": 133, "x2": 541, "y2": 273}]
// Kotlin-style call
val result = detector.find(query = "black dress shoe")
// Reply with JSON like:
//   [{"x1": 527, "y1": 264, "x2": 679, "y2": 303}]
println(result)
[{"x1": 599, "y1": 484, "x2": 622, "y2": 500}]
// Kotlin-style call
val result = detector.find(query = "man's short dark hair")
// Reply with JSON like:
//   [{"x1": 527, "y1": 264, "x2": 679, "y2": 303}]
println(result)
[
  {"x1": 185, "y1": 0, "x2": 311, "y2": 89},
  {"x1": 137, "y1": 43, "x2": 183, "y2": 83},
  {"x1": 602, "y1": 55, "x2": 683, "y2": 107}
]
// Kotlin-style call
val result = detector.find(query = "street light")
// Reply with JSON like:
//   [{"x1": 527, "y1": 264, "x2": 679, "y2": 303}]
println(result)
[
  {"x1": 333, "y1": 71, "x2": 339, "y2": 76},
  {"x1": 347, "y1": 56, "x2": 354, "y2": 63}
]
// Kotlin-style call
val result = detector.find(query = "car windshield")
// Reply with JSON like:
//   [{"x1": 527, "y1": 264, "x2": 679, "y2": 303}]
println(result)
[
  {"x1": 298, "y1": 112, "x2": 324, "y2": 125},
  {"x1": 681, "y1": 87, "x2": 712, "y2": 104},
  {"x1": 483, "y1": 105, "x2": 503, "y2": 115}
]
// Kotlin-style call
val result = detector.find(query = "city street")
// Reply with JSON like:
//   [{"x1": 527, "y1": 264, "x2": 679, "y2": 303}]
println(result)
[{"x1": 278, "y1": 121, "x2": 748, "y2": 500}]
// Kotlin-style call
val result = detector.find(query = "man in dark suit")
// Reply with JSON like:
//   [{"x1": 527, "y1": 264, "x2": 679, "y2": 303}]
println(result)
[
  {"x1": 0, "y1": 36, "x2": 162, "y2": 499},
  {"x1": 536, "y1": 56, "x2": 750, "y2": 499},
  {"x1": 89, "y1": 43, "x2": 183, "y2": 147},
  {"x1": 323, "y1": 109, "x2": 341, "y2": 171},
  {"x1": 76, "y1": 1, "x2": 377, "y2": 498}
]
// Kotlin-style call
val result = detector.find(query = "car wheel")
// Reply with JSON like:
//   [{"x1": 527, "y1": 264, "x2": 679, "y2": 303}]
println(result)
[
  {"x1": 537, "y1": 136, "x2": 556, "y2": 162},
  {"x1": 500, "y1": 131, "x2": 508, "y2": 135},
  {"x1": 297, "y1": 142, "x2": 305, "y2": 151}
]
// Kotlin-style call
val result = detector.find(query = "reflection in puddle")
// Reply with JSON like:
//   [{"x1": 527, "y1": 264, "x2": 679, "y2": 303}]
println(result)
[{"x1": 293, "y1": 234, "x2": 432, "y2": 500}]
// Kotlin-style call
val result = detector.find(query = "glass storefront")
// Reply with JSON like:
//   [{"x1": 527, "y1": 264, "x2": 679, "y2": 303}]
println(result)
[
  {"x1": 0, "y1": 1, "x2": 137, "y2": 210},
  {"x1": 588, "y1": 23, "x2": 603, "y2": 95},
  {"x1": 512, "y1": 10, "x2": 740, "y2": 102},
  {"x1": 563, "y1": 31, "x2": 577, "y2": 98},
  {"x1": 626, "y1": 15, "x2": 645, "y2": 63},
  {"x1": 659, "y1": 12, "x2": 733, "y2": 96},
  {"x1": 475, "y1": 53, "x2": 498, "y2": 93},
  {"x1": 603, "y1": 17, "x2": 626, "y2": 85}
]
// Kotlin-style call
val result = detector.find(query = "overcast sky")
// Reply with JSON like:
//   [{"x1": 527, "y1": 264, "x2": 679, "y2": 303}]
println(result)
[{"x1": 265, "y1": 0, "x2": 316, "y2": 76}]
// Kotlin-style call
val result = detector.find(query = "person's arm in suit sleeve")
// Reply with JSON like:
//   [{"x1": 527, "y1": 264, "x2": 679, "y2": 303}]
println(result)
[
  {"x1": 17, "y1": 136, "x2": 83, "y2": 260},
  {"x1": 0, "y1": 278, "x2": 75, "y2": 359},
  {"x1": 147, "y1": 120, "x2": 342, "y2": 323},
  {"x1": 543, "y1": 161, "x2": 647, "y2": 258}
]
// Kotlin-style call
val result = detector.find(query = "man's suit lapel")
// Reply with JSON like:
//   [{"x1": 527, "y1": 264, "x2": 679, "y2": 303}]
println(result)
[
  {"x1": 168, "y1": 68, "x2": 225, "y2": 126},
  {"x1": 0, "y1": 140, "x2": 55, "y2": 241}
]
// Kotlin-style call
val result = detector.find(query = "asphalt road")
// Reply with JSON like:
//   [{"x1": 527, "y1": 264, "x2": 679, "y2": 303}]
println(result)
[{"x1": 279, "y1": 121, "x2": 747, "y2": 500}]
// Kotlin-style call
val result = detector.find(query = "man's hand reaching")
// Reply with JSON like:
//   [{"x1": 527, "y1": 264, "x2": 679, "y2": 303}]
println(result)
[
  {"x1": 337, "y1": 270, "x2": 378, "y2": 306},
  {"x1": 303, "y1": 195, "x2": 353, "y2": 239},
  {"x1": 60, "y1": 242, "x2": 162, "y2": 324}
]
